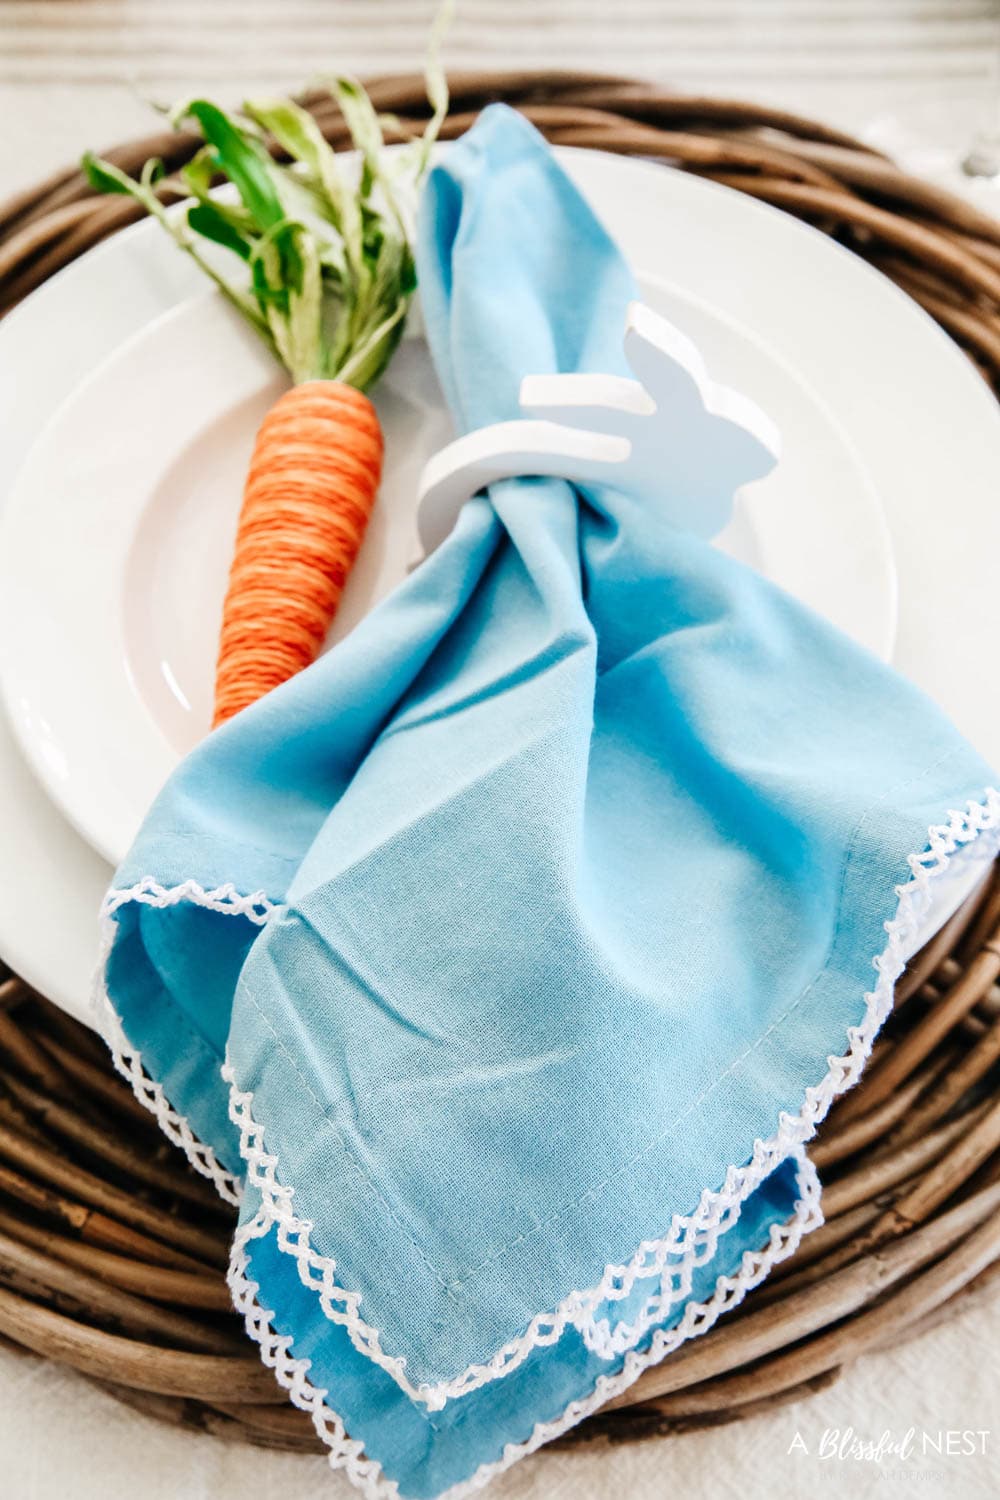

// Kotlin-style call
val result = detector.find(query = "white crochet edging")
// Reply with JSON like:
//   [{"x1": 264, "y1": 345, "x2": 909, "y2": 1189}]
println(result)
[
  {"x1": 219, "y1": 788, "x2": 1000, "y2": 1404},
  {"x1": 229, "y1": 1210, "x2": 399, "y2": 1500},
  {"x1": 222, "y1": 1058, "x2": 780, "y2": 1404},
  {"x1": 93, "y1": 877, "x2": 274, "y2": 1209},
  {"x1": 96, "y1": 791, "x2": 1000, "y2": 1425},
  {"x1": 227, "y1": 1147, "x2": 822, "y2": 1500}
]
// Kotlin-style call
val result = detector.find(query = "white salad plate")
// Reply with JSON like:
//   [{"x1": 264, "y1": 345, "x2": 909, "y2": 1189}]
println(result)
[
  {"x1": 0, "y1": 145, "x2": 998, "y2": 1025},
  {"x1": 0, "y1": 270, "x2": 893, "y2": 868}
]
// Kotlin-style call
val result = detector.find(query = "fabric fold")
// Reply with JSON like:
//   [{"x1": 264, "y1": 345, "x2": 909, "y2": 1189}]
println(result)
[{"x1": 98, "y1": 105, "x2": 1000, "y2": 1497}]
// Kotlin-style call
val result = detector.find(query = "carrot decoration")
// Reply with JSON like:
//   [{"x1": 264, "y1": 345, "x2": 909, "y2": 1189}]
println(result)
[
  {"x1": 213, "y1": 382, "x2": 384, "y2": 723},
  {"x1": 83, "y1": 41, "x2": 448, "y2": 726}
]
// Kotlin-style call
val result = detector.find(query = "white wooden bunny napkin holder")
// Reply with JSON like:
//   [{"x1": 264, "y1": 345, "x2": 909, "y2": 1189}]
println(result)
[{"x1": 415, "y1": 301, "x2": 782, "y2": 557}]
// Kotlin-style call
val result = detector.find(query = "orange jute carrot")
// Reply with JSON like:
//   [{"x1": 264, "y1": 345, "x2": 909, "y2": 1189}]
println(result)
[
  {"x1": 213, "y1": 382, "x2": 384, "y2": 725},
  {"x1": 85, "y1": 52, "x2": 448, "y2": 727}
]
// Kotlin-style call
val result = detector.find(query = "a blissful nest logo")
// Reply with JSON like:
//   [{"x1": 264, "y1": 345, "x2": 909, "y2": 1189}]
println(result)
[{"x1": 788, "y1": 1426, "x2": 990, "y2": 1476}]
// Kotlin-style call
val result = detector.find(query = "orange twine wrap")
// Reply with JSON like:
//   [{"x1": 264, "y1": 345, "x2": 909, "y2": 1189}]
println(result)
[{"x1": 212, "y1": 380, "x2": 384, "y2": 727}]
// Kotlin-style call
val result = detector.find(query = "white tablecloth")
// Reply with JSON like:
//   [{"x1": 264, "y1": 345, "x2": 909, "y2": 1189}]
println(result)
[{"x1": 2, "y1": 2, "x2": 999, "y2": 1496}]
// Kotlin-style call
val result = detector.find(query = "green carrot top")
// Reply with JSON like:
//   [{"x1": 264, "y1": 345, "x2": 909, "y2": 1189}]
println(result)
[{"x1": 83, "y1": 50, "x2": 448, "y2": 388}]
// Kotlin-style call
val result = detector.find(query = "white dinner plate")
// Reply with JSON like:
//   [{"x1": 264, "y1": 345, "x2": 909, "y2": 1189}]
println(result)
[
  {"x1": 0, "y1": 269, "x2": 893, "y2": 867},
  {"x1": 0, "y1": 146, "x2": 998, "y2": 1024}
]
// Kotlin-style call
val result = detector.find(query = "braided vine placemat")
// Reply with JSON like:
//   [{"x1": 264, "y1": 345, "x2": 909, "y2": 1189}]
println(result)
[{"x1": 1, "y1": 69, "x2": 999, "y2": 1458}]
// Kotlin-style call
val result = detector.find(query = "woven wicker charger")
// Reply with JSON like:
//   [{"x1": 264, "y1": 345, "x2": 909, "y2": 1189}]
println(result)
[{"x1": 1, "y1": 68, "x2": 1000, "y2": 1461}]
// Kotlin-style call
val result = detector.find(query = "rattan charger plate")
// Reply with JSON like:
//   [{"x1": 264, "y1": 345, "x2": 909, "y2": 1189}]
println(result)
[{"x1": 1, "y1": 69, "x2": 1000, "y2": 1460}]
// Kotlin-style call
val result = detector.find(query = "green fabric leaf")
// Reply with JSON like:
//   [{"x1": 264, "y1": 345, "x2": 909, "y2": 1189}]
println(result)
[
  {"x1": 243, "y1": 98, "x2": 348, "y2": 230},
  {"x1": 181, "y1": 145, "x2": 216, "y2": 199},
  {"x1": 181, "y1": 100, "x2": 285, "y2": 230},
  {"x1": 82, "y1": 152, "x2": 142, "y2": 197},
  {"x1": 187, "y1": 202, "x2": 252, "y2": 261}
]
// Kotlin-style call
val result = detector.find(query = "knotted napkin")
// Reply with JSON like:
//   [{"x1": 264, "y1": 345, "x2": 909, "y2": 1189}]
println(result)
[{"x1": 99, "y1": 106, "x2": 1000, "y2": 1499}]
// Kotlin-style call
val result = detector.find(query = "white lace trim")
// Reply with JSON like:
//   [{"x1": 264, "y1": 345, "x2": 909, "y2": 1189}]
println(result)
[
  {"x1": 102, "y1": 875, "x2": 274, "y2": 926},
  {"x1": 218, "y1": 789, "x2": 1000, "y2": 1403},
  {"x1": 92, "y1": 877, "x2": 274, "y2": 1208},
  {"x1": 229, "y1": 1211, "x2": 397, "y2": 1500},
  {"x1": 227, "y1": 1148, "x2": 821, "y2": 1500},
  {"x1": 221, "y1": 1057, "x2": 800, "y2": 1404},
  {"x1": 97, "y1": 791, "x2": 1000, "y2": 1413}
]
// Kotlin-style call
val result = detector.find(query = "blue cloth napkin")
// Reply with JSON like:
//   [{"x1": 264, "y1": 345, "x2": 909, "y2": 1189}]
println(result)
[{"x1": 99, "y1": 106, "x2": 1000, "y2": 1499}]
